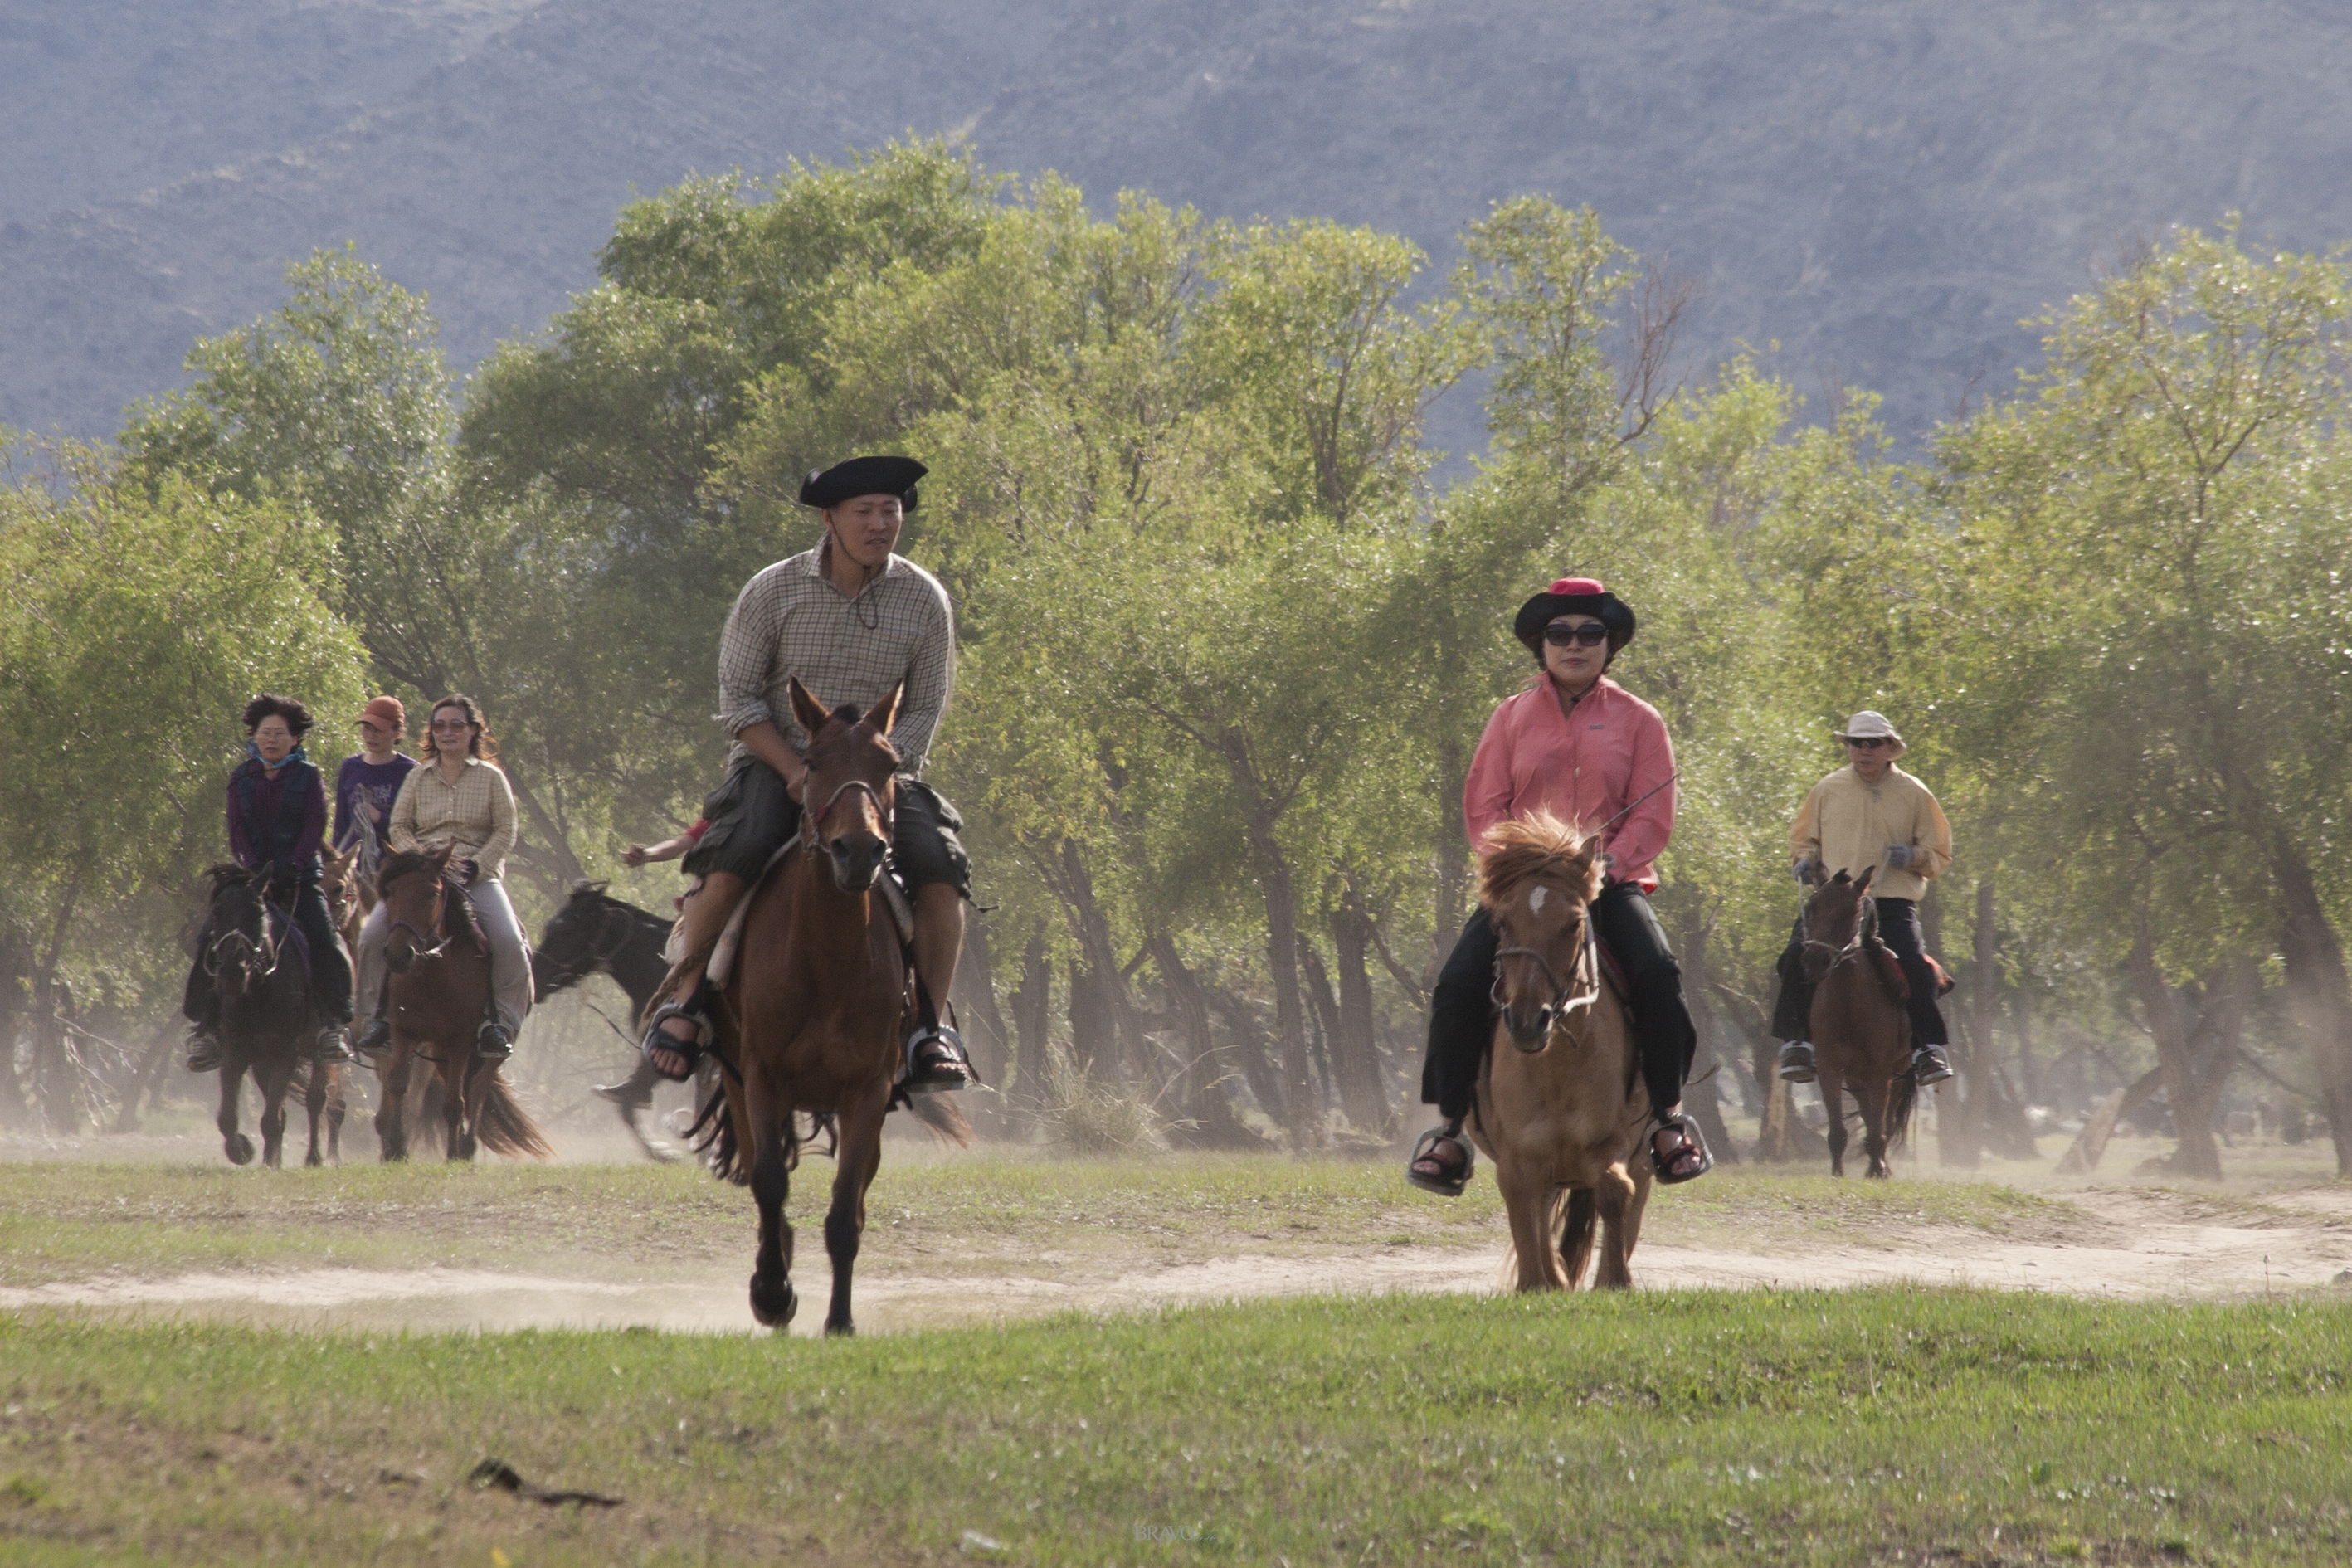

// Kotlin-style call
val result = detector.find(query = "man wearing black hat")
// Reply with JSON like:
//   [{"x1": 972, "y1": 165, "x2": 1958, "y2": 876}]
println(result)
[
  {"x1": 1405, "y1": 577, "x2": 1711, "y2": 1195},
  {"x1": 639, "y1": 455, "x2": 976, "y2": 1093}
]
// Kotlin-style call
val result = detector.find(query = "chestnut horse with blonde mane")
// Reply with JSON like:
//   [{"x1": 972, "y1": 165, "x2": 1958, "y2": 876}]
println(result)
[
  {"x1": 1799, "y1": 865, "x2": 1918, "y2": 1177},
  {"x1": 373, "y1": 846, "x2": 553, "y2": 1162},
  {"x1": 1468, "y1": 813, "x2": 1654, "y2": 1290},
  {"x1": 690, "y1": 676, "x2": 969, "y2": 1334}
]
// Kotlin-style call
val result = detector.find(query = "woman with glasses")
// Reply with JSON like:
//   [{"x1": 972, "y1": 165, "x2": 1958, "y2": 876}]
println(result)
[
  {"x1": 1771, "y1": 712, "x2": 1955, "y2": 1088},
  {"x1": 352, "y1": 694, "x2": 533, "y2": 1062},
  {"x1": 1405, "y1": 577, "x2": 1710, "y2": 1196}
]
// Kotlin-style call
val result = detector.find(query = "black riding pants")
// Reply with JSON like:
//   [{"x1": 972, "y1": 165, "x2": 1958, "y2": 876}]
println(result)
[
  {"x1": 182, "y1": 882, "x2": 353, "y2": 1029},
  {"x1": 1419, "y1": 884, "x2": 1698, "y2": 1123},
  {"x1": 1770, "y1": 896, "x2": 1946, "y2": 1048}
]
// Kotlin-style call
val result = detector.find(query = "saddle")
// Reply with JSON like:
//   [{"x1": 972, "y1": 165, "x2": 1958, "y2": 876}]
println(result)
[{"x1": 1869, "y1": 942, "x2": 1954, "y2": 1004}]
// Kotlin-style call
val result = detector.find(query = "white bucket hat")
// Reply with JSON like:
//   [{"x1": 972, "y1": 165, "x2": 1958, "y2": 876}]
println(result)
[{"x1": 1833, "y1": 710, "x2": 1906, "y2": 757}]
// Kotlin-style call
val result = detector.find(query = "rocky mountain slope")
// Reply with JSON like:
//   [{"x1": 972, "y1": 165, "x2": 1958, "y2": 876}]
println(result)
[{"x1": 6, "y1": 0, "x2": 2350, "y2": 448}]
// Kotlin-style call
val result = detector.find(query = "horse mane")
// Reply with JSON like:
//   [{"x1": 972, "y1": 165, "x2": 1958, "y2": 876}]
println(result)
[
  {"x1": 1478, "y1": 811, "x2": 1605, "y2": 913},
  {"x1": 377, "y1": 849, "x2": 443, "y2": 893},
  {"x1": 205, "y1": 862, "x2": 259, "y2": 894}
]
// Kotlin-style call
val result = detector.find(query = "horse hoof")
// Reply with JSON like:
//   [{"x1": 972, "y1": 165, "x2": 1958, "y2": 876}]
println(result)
[
  {"x1": 825, "y1": 1319, "x2": 855, "y2": 1338},
  {"x1": 450, "y1": 1137, "x2": 478, "y2": 1161},
  {"x1": 749, "y1": 1276, "x2": 796, "y2": 1329},
  {"x1": 226, "y1": 1136, "x2": 254, "y2": 1166},
  {"x1": 305, "y1": 1152, "x2": 324, "y2": 1169}
]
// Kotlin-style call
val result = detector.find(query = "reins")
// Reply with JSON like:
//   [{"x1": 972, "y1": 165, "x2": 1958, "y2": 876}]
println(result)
[
  {"x1": 206, "y1": 889, "x2": 285, "y2": 981},
  {"x1": 1801, "y1": 889, "x2": 1874, "y2": 974},
  {"x1": 382, "y1": 869, "x2": 456, "y2": 962}
]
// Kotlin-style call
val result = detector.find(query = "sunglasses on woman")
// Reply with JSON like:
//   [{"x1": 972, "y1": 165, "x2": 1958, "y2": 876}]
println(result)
[
  {"x1": 1845, "y1": 736, "x2": 1888, "y2": 748},
  {"x1": 1542, "y1": 621, "x2": 1609, "y2": 648}
]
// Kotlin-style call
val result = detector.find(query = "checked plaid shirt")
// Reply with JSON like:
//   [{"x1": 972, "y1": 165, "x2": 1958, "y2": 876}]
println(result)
[{"x1": 716, "y1": 544, "x2": 955, "y2": 773}]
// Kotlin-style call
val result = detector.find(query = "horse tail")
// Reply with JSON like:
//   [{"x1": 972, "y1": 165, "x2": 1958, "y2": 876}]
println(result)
[
  {"x1": 686, "y1": 1076, "x2": 747, "y2": 1185},
  {"x1": 902, "y1": 1092, "x2": 975, "y2": 1148},
  {"x1": 474, "y1": 1069, "x2": 556, "y2": 1161},
  {"x1": 1885, "y1": 1069, "x2": 1919, "y2": 1154},
  {"x1": 1558, "y1": 1186, "x2": 1598, "y2": 1288}
]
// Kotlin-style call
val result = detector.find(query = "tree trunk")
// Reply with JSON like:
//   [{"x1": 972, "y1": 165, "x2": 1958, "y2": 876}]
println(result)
[
  {"x1": 952, "y1": 918, "x2": 1013, "y2": 1136},
  {"x1": 1298, "y1": 942, "x2": 1343, "y2": 1127},
  {"x1": 1939, "y1": 879, "x2": 1990, "y2": 1168},
  {"x1": 31, "y1": 874, "x2": 83, "y2": 1135},
  {"x1": 1207, "y1": 986, "x2": 1287, "y2": 1127},
  {"x1": 1010, "y1": 922, "x2": 1053, "y2": 1118},
  {"x1": 0, "y1": 927, "x2": 32, "y2": 1130},
  {"x1": 495, "y1": 754, "x2": 589, "y2": 898},
  {"x1": 1330, "y1": 896, "x2": 1392, "y2": 1137},
  {"x1": 2010, "y1": 988, "x2": 2038, "y2": 1104},
  {"x1": 1676, "y1": 908, "x2": 1739, "y2": 1164},
  {"x1": 1429, "y1": 732, "x2": 1472, "y2": 987},
  {"x1": 2126, "y1": 918, "x2": 2233, "y2": 1181},
  {"x1": 1067, "y1": 952, "x2": 1110, "y2": 1079},
  {"x1": 2271, "y1": 843, "x2": 2352, "y2": 1176},
  {"x1": 1144, "y1": 933, "x2": 1256, "y2": 1148}
]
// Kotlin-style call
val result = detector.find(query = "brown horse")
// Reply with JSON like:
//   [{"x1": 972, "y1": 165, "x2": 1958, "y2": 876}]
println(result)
[
  {"x1": 200, "y1": 866, "x2": 340, "y2": 1168},
  {"x1": 695, "y1": 677, "x2": 969, "y2": 1333},
  {"x1": 373, "y1": 847, "x2": 553, "y2": 1163},
  {"x1": 1468, "y1": 814, "x2": 1653, "y2": 1291},
  {"x1": 1799, "y1": 865, "x2": 1917, "y2": 1178}
]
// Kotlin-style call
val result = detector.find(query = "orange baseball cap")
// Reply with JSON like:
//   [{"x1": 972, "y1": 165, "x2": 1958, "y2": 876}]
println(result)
[{"x1": 361, "y1": 696, "x2": 407, "y2": 732}]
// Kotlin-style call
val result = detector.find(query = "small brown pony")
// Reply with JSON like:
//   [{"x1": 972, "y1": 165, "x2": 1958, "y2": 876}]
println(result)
[
  {"x1": 373, "y1": 846, "x2": 553, "y2": 1162},
  {"x1": 1799, "y1": 865, "x2": 1918, "y2": 1178},
  {"x1": 1468, "y1": 813, "x2": 1653, "y2": 1291},
  {"x1": 694, "y1": 676, "x2": 969, "y2": 1334}
]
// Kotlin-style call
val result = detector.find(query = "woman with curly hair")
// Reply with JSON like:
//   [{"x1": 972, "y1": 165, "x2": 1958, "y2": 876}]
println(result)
[
  {"x1": 352, "y1": 694, "x2": 533, "y2": 1061},
  {"x1": 183, "y1": 694, "x2": 356, "y2": 1071}
]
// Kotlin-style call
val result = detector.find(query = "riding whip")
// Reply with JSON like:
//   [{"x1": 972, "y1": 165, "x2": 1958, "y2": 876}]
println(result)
[{"x1": 1599, "y1": 769, "x2": 1680, "y2": 834}]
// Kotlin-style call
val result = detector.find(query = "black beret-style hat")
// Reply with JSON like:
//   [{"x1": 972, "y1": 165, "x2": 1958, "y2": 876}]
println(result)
[
  {"x1": 798, "y1": 455, "x2": 928, "y2": 513},
  {"x1": 1512, "y1": 576, "x2": 1636, "y2": 659}
]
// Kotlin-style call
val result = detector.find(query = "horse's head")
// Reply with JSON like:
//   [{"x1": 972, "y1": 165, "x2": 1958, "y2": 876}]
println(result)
[
  {"x1": 535, "y1": 880, "x2": 626, "y2": 1001},
  {"x1": 1799, "y1": 865, "x2": 1874, "y2": 982},
  {"x1": 789, "y1": 675, "x2": 903, "y2": 894},
  {"x1": 203, "y1": 864, "x2": 283, "y2": 999},
  {"x1": 378, "y1": 845, "x2": 455, "y2": 972},
  {"x1": 1478, "y1": 812, "x2": 1606, "y2": 1053},
  {"x1": 320, "y1": 841, "x2": 361, "y2": 928}
]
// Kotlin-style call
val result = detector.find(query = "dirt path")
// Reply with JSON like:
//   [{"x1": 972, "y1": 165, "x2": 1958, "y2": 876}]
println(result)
[{"x1": 6, "y1": 1184, "x2": 2345, "y2": 1335}]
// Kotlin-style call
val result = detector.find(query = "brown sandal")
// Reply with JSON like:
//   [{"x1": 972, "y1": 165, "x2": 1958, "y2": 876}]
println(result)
[{"x1": 1405, "y1": 1124, "x2": 1474, "y2": 1197}]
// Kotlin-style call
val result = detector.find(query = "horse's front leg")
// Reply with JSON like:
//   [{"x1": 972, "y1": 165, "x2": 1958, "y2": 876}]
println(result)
[
  {"x1": 256, "y1": 1059, "x2": 293, "y2": 1169},
  {"x1": 218, "y1": 1054, "x2": 254, "y2": 1166},
  {"x1": 445, "y1": 1054, "x2": 476, "y2": 1162},
  {"x1": 822, "y1": 1077, "x2": 892, "y2": 1337},
  {"x1": 1495, "y1": 1157, "x2": 1562, "y2": 1292},
  {"x1": 375, "y1": 1045, "x2": 411, "y2": 1162},
  {"x1": 744, "y1": 1063, "x2": 797, "y2": 1330},
  {"x1": 1855, "y1": 1070, "x2": 1892, "y2": 1179},
  {"x1": 1819, "y1": 1058, "x2": 1850, "y2": 1178},
  {"x1": 302, "y1": 1060, "x2": 332, "y2": 1168},
  {"x1": 1592, "y1": 1161, "x2": 1640, "y2": 1290}
]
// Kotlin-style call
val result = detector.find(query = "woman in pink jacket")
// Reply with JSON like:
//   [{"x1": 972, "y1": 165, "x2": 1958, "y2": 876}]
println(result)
[{"x1": 1405, "y1": 577, "x2": 1710, "y2": 1195}]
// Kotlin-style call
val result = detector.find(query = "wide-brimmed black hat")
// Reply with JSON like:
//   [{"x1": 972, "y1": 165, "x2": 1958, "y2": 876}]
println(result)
[
  {"x1": 1512, "y1": 576, "x2": 1636, "y2": 659},
  {"x1": 799, "y1": 455, "x2": 927, "y2": 512}
]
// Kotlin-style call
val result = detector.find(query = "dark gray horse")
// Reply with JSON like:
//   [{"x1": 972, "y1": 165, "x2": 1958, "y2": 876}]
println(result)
[
  {"x1": 533, "y1": 883, "x2": 706, "y2": 1161},
  {"x1": 201, "y1": 866, "x2": 342, "y2": 1166}
]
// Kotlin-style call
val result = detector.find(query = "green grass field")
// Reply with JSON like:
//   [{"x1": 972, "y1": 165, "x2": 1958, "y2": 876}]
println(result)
[
  {"x1": 3, "y1": 1288, "x2": 2348, "y2": 1566},
  {"x1": 0, "y1": 1155, "x2": 2090, "y2": 1288}
]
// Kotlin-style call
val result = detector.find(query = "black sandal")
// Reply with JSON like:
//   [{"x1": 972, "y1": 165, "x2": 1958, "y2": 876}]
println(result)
[
  {"x1": 641, "y1": 1002, "x2": 708, "y2": 1083},
  {"x1": 1650, "y1": 1112, "x2": 1713, "y2": 1185},
  {"x1": 900, "y1": 1023, "x2": 974, "y2": 1094},
  {"x1": 1405, "y1": 1124, "x2": 1474, "y2": 1197}
]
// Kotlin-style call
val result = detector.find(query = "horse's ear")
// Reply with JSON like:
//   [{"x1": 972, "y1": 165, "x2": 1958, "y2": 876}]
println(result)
[
  {"x1": 863, "y1": 679, "x2": 906, "y2": 736},
  {"x1": 428, "y1": 844, "x2": 454, "y2": 869},
  {"x1": 1855, "y1": 864, "x2": 1877, "y2": 894},
  {"x1": 1829, "y1": 869, "x2": 1850, "y2": 885},
  {"x1": 788, "y1": 676, "x2": 830, "y2": 738}
]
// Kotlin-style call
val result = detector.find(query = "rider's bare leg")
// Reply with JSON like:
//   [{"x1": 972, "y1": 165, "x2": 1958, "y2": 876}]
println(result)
[
  {"x1": 648, "y1": 870, "x2": 744, "y2": 1078},
  {"x1": 912, "y1": 884, "x2": 962, "y2": 1002}
]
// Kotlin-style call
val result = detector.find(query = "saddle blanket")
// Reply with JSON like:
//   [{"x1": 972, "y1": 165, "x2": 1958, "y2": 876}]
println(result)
[{"x1": 1872, "y1": 946, "x2": 1955, "y2": 1002}]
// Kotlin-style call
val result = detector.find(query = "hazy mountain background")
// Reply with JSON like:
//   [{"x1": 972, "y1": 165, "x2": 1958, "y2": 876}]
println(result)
[{"x1": 7, "y1": 0, "x2": 2352, "y2": 452}]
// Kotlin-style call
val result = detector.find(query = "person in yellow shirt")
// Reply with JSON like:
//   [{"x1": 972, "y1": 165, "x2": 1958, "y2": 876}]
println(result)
[{"x1": 1771, "y1": 711, "x2": 1955, "y2": 1087}]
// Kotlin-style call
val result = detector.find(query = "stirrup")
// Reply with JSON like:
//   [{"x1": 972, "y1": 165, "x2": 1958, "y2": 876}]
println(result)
[
  {"x1": 474, "y1": 1020, "x2": 513, "y2": 1064},
  {"x1": 313, "y1": 1025, "x2": 353, "y2": 1065},
  {"x1": 900, "y1": 1022, "x2": 973, "y2": 1095},
  {"x1": 641, "y1": 1002, "x2": 709, "y2": 1083},
  {"x1": 1911, "y1": 1045, "x2": 1955, "y2": 1086},
  {"x1": 1777, "y1": 1040, "x2": 1816, "y2": 1083},
  {"x1": 1650, "y1": 1111, "x2": 1713, "y2": 1185},
  {"x1": 1405, "y1": 1123, "x2": 1473, "y2": 1197},
  {"x1": 185, "y1": 1029, "x2": 222, "y2": 1074}
]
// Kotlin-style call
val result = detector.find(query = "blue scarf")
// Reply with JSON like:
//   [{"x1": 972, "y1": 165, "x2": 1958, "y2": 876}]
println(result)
[{"x1": 246, "y1": 741, "x2": 309, "y2": 772}]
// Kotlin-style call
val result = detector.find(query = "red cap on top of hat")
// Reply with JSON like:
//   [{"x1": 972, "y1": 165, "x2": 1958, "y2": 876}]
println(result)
[{"x1": 1550, "y1": 577, "x2": 1605, "y2": 597}]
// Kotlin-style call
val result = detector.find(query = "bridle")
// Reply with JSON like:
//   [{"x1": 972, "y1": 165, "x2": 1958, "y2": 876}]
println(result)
[
  {"x1": 539, "y1": 898, "x2": 637, "y2": 992},
  {"x1": 382, "y1": 869, "x2": 453, "y2": 963},
  {"x1": 1492, "y1": 913, "x2": 1601, "y2": 1045},
  {"x1": 805, "y1": 776, "x2": 894, "y2": 846},
  {"x1": 1801, "y1": 891, "x2": 1873, "y2": 974},
  {"x1": 206, "y1": 885, "x2": 284, "y2": 984}
]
